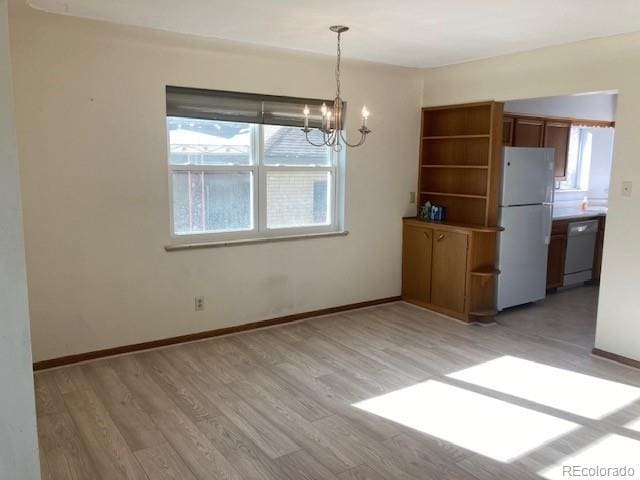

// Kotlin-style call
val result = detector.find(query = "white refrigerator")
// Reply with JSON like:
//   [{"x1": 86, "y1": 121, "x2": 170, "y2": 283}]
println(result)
[{"x1": 497, "y1": 147, "x2": 555, "y2": 311}]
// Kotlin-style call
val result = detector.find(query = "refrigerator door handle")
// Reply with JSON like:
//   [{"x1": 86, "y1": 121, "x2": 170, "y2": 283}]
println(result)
[{"x1": 542, "y1": 203, "x2": 553, "y2": 245}]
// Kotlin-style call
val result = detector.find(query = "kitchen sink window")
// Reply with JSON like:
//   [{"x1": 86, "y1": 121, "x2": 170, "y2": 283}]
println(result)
[
  {"x1": 557, "y1": 126, "x2": 593, "y2": 191},
  {"x1": 166, "y1": 87, "x2": 343, "y2": 243}
]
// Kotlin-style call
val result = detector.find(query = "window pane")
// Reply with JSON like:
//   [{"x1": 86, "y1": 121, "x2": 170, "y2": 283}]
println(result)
[
  {"x1": 172, "y1": 171, "x2": 253, "y2": 234},
  {"x1": 263, "y1": 125, "x2": 331, "y2": 166},
  {"x1": 266, "y1": 171, "x2": 331, "y2": 228},
  {"x1": 168, "y1": 117, "x2": 253, "y2": 165}
]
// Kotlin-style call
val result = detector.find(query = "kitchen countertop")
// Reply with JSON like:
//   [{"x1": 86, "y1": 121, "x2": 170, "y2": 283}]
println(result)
[{"x1": 552, "y1": 207, "x2": 607, "y2": 220}]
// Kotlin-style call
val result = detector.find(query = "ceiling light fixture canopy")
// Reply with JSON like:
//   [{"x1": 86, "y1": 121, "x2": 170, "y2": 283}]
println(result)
[{"x1": 302, "y1": 25, "x2": 371, "y2": 152}]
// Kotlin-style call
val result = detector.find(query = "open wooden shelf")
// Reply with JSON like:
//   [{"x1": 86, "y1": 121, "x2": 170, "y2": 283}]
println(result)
[
  {"x1": 422, "y1": 134, "x2": 490, "y2": 140},
  {"x1": 422, "y1": 165, "x2": 489, "y2": 169},
  {"x1": 418, "y1": 101, "x2": 502, "y2": 226},
  {"x1": 421, "y1": 191, "x2": 487, "y2": 200},
  {"x1": 470, "y1": 267, "x2": 500, "y2": 277}
]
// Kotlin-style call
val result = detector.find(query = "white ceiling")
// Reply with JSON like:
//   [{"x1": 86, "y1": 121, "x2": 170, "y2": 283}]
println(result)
[{"x1": 28, "y1": 0, "x2": 640, "y2": 68}]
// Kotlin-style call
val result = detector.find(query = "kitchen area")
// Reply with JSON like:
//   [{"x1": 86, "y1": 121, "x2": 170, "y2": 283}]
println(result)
[
  {"x1": 402, "y1": 92, "x2": 616, "y2": 349},
  {"x1": 496, "y1": 92, "x2": 616, "y2": 348}
]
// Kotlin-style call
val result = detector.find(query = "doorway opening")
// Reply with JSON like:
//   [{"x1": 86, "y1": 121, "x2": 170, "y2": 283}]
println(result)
[{"x1": 496, "y1": 91, "x2": 617, "y2": 350}]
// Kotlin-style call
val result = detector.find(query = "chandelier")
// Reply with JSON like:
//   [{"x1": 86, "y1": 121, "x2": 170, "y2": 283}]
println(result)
[{"x1": 302, "y1": 25, "x2": 371, "y2": 152}]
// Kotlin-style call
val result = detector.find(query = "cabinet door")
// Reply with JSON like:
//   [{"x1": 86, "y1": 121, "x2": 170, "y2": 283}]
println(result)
[
  {"x1": 543, "y1": 121, "x2": 571, "y2": 179},
  {"x1": 402, "y1": 225, "x2": 433, "y2": 303},
  {"x1": 513, "y1": 118, "x2": 544, "y2": 147},
  {"x1": 546, "y1": 234, "x2": 567, "y2": 289},
  {"x1": 503, "y1": 116, "x2": 514, "y2": 145},
  {"x1": 431, "y1": 230, "x2": 468, "y2": 312},
  {"x1": 592, "y1": 216, "x2": 606, "y2": 283}
]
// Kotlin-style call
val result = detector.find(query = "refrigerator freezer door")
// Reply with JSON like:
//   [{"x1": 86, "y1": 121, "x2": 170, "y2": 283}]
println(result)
[
  {"x1": 497, "y1": 204, "x2": 551, "y2": 310},
  {"x1": 501, "y1": 147, "x2": 555, "y2": 206}
]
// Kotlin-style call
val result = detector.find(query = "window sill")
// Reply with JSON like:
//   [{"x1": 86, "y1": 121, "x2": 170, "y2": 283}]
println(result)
[{"x1": 165, "y1": 230, "x2": 349, "y2": 251}]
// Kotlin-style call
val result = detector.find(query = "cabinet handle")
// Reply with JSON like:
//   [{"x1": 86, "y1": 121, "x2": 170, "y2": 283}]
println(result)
[
  {"x1": 437, "y1": 234, "x2": 445, "y2": 242},
  {"x1": 423, "y1": 231, "x2": 431, "y2": 239}
]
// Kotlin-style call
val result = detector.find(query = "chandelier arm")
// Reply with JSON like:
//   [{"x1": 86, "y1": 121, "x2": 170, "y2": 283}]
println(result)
[
  {"x1": 338, "y1": 129, "x2": 369, "y2": 148},
  {"x1": 303, "y1": 130, "x2": 332, "y2": 147}
]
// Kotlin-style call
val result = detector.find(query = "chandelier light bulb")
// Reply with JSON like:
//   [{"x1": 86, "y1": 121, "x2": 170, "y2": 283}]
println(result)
[
  {"x1": 320, "y1": 103, "x2": 328, "y2": 116},
  {"x1": 362, "y1": 106, "x2": 370, "y2": 119}
]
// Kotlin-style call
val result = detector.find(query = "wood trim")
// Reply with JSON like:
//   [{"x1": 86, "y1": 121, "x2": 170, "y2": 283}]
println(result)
[
  {"x1": 505, "y1": 111, "x2": 614, "y2": 128},
  {"x1": 403, "y1": 217, "x2": 504, "y2": 233},
  {"x1": 592, "y1": 348, "x2": 640, "y2": 370},
  {"x1": 421, "y1": 101, "x2": 495, "y2": 111},
  {"x1": 33, "y1": 296, "x2": 402, "y2": 371}
]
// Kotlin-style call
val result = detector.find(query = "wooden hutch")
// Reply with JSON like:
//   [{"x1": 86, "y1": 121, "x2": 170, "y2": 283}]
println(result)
[{"x1": 402, "y1": 101, "x2": 504, "y2": 323}]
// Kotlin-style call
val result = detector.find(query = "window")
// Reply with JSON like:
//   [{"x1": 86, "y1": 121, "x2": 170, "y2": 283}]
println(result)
[
  {"x1": 557, "y1": 126, "x2": 592, "y2": 191},
  {"x1": 166, "y1": 87, "x2": 341, "y2": 241}
]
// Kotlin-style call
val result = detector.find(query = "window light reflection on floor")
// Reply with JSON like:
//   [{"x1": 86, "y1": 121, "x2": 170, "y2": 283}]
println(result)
[
  {"x1": 625, "y1": 418, "x2": 640, "y2": 433},
  {"x1": 447, "y1": 356, "x2": 640, "y2": 420},
  {"x1": 539, "y1": 434, "x2": 640, "y2": 480},
  {"x1": 353, "y1": 380, "x2": 578, "y2": 462}
]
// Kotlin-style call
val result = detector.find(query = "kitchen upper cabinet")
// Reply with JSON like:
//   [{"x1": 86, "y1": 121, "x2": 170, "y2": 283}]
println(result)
[
  {"x1": 503, "y1": 116, "x2": 514, "y2": 146},
  {"x1": 543, "y1": 121, "x2": 571, "y2": 179},
  {"x1": 513, "y1": 118, "x2": 544, "y2": 147},
  {"x1": 431, "y1": 230, "x2": 468, "y2": 313},
  {"x1": 506, "y1": 114, "x2": 572, "y2": 180},
  {"x1": 402, "y1": 224, "x2": 433, "y2": 304}
]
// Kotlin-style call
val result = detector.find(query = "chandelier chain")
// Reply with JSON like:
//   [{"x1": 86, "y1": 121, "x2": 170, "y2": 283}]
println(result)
[{"x1": 335, "y1": 31, "x2": 341, "y2": 99}]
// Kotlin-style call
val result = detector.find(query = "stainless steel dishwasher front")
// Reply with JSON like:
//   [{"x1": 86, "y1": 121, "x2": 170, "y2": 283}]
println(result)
[{"x1": 563, "y1": 219, "x2": 598, "y2": 286}]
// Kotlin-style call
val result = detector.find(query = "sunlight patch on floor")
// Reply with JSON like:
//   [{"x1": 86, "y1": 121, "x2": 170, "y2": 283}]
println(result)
[
  {"x1": 625, "y1": 417, "x2": 640, "y2": 433},
  {"x1": 353, "y1": 380, "x2": 577, "y2": 462},
  {"x1": 539, "y1": 434, "x2": 640, "y2": 480},
  {"x1": 447, "y1": 356, "x2": 640, "y2": 419}
]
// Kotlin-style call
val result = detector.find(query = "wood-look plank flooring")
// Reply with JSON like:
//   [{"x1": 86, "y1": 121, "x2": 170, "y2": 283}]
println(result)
[
  {"x1": 497, "y1": 284, "x2": 598, "y2": 349},
  {"x1": 35, "y1": 301, "x2": 640, "y2": 479}
]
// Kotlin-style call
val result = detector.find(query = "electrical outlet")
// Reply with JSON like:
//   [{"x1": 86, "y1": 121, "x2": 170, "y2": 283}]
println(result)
[
  {"x1": 194, "y1": 296, "x2": 205, "y2": 311},
  {"x1": 622, "y1": 181, "x2": 633, "y2": 197},
  {"x1": 409, "y1": 191, "x2": 416, "y2": 204}
]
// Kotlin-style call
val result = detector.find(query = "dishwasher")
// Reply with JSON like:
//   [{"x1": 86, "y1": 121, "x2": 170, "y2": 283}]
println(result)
[{"x1": 563, "y1": 219, "x2": 598, "y2": 286}]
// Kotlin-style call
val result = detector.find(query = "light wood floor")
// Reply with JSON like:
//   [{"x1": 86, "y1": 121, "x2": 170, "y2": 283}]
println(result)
[
  {"x1": 497, "y1": 285, "x2": 599, "y2": 349},
  {"x1": 35, "y1": 301, "x2": 640, "y2": 480}
]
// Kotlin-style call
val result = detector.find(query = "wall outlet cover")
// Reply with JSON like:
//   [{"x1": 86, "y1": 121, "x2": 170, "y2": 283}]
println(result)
[{"x1": 195, "y1": 296, "x2": 205, "y2": 311}]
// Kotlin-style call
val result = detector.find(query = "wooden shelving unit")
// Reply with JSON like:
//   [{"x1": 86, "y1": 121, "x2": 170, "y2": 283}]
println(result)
[
  {"x1": 403, "y1": 101, "x2": 504, "y2": 324},
  {"x1": 422, "y1": 165, "x2": 489, "y2": 169},
  {"x1": 418, "y1": 101, "x2": 504, "y2": 227},
  {"x1": 420, "y1": 191, "x2": 487, "y2": 199}
]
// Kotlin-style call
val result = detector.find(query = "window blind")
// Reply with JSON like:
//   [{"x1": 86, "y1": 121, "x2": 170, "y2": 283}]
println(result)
[{"x1": 166, "y1": 86, "x2": 339, "y2": 129}]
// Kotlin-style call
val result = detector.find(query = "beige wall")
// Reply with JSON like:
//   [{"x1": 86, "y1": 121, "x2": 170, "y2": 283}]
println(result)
[
  {"x1": 9, "y1": 0, "x2": 422, "y2": 362},
  {"x1": 0, "y1": 0, "x2": 40, "y2": 477},
  {"x1": 422, "y1": 33, "x2": 640, "y2": 362}
]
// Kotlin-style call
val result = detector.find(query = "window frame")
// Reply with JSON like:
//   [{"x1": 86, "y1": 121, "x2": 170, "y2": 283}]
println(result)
[
  {"x1": 167, "y1": 120, "x2": 340, "y2": 244},
  {"x1": 557, "y1": 126, "x2": 592, "y2": 192}
]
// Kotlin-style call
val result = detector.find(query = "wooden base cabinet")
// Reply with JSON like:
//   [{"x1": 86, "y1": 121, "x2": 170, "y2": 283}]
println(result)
[
  {"x1": 402, "y1": 219, "x2": 501, "y2": 323},
  {"x1": 546, "y1": 234, "x2": 567, "y2": 289},
  {"x1": 431, "y1": 230, "x2": 468, "y2": 313},
  {"x1": 402, "y1": 223, "x2": 433, "y2": 304}
]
